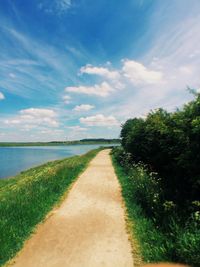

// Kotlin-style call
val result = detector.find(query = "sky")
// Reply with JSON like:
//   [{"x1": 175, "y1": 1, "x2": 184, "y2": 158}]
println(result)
[{"x1": 0, "y1": 0, "x2": 200, "y2": 142}]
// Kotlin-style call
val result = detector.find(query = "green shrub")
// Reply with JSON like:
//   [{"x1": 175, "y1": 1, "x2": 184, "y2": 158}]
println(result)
[
  {"x1": 112, "y1": 148, "x2": 200, "y2": 267},
  {"x1": 112, "y1": 154, "x2": 170, "y2": 262},
  {"x1": 120, "y1": 93, "x2": 200, "y2": 208}
]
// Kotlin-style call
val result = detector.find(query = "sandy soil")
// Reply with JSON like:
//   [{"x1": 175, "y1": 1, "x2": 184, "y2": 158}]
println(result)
[{"x1": 10, "y1": 149, "x2": 133, "y2": 267}]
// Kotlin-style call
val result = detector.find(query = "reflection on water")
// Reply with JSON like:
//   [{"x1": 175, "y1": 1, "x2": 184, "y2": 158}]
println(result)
[{"x1": 0, "y1": 144, "x2": 116, "y2": 179}]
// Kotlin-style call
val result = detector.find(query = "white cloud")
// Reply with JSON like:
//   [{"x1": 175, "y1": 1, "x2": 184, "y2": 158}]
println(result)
[
  {"x1": 40, "y1": 129, "x2": 64, "y2": 134},
  {"x1": 80, "y1": 64, "x2": 124, "y2": 90},
  {"x1": 179, "y1": 65, "x2": 193, "y2": 75},
  {"x1": 68, "y1": 126, "x2": 87, "y2": 131},
  {"x1": 4, "y1": 108, "x2": 59, "y2": 128},
  {"x1": 68, "y1": 60, "x2": 163, "y2": 101},
  {"x1": 56, "y1": 0, "x2": 71, "y2": 11},
  {"x1": 65, "y1": 82, "x2": 114, "y2": 97},
  {"x1": 62, "y1": 95, "x2": 71, "y2": 104},
  {"x1": 80, "y1": 114, "x2": 120, "y2": 126},
  {"x1": 1, "y1": 27, "x2": 79, "y2": 99},
  {"x1": 100, "y1": 11, "x2": 200, "y2": 121},
  {"x1": 9, "y1": 73, "x2": 16, "y2": 78},
  {"x1": 73, "y1": 104, "x2": 94, "y2": 111},
  {"x1": 0, "y1": 92, "x2": 5, "y2": 100},
  {"x1": 38, "y1": 0, "x2": 72, "y2": 14},
  {"x1": 189, "y1": 49, "x2": 200, "y2": 58},
  {"x1": 20, "y1": 108, "x2": 56, "y2": 117},
  {"x1": 80, "y1": 65, "x2": 120, "y2": 80},
  {"x1": 142, "y1": 11, "x2": 200, "y2": 93},
  {"x1": 64, "y1": 60, "x2": 163, "y2": 101},
  {"x1": 122, "y1": 59, "x2": 163, "y2": 85}
]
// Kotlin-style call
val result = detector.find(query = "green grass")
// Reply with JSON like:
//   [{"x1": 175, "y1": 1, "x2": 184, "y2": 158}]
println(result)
[
  {"x1": 111, "y1": 155, "x2": 168, "y2": 264},
  {"x1": 0, "y1": 148, "x2": 101, "y2": 266},
  {"x1": 111, "y1": 152, "x2": 200, "y2": 267}
]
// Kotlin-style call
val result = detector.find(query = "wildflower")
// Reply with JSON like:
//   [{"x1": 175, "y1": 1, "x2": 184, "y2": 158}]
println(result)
[{"x1": 163, "y1": 201, "x2": 176, "y2": 211}]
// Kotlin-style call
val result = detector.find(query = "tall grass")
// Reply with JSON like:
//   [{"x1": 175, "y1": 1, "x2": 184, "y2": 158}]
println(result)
[
  {"x1": 0, "y1": 148, "x2": 101, "y2": 266},
  {"x1": 111, "y1": 148, "x2": 200, "y2": 267}
]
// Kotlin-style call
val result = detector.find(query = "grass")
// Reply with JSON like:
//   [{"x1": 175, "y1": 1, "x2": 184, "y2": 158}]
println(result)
[
  {"x1": 112, "y1": 155, "x2": 167, "y2": 264},
  {"x1": 0, "y1": 148, "x2": 102, "y2": 266},
  {"x1": 111, "y1": 151, "x2": 200, "y2": 267}
]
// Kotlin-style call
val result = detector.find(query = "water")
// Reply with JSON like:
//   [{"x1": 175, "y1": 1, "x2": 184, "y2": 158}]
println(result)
[{"x1": 0, "y1": 144, "x2": 115, "y2": 179}]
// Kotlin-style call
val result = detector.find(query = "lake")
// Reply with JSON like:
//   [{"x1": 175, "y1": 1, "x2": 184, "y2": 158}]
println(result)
[{"x1": 0, "y1": 144, "x2": 115, "y2": 179}]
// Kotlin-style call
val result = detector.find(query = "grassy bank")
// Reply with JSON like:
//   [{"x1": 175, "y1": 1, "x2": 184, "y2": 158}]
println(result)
[
  {"x1": 111, "y1": 149, "x2": 200, "y2": 267},
  {"x1": 112, "y1": 154, "x2": 169, "y2": 264},
  {"x1": 0, "y1": 148, "x2": 101, "y2": 266}
]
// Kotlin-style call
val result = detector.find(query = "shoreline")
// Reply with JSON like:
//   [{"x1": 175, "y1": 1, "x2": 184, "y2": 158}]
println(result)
[
  {"x1": 0, "y1": 148, "x2": 103, "y2": 266},
  {"x1": 0, "y1": 140, "x2": 120, "y2": 147},
  {"x1": 0, "y1": 144, "x2": 117, "y2": 180}
]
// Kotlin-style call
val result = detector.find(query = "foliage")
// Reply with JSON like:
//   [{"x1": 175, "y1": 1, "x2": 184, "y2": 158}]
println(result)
[
  {"x1": 0, "y1": 148, "x2": 101, "y2": 266},
  {"x1": 112, "y1": 155, "x2": 168, "y2": 263},
  {"x1": 112, "y1": 148, "x2": 200, "y2": 266},
  {"x1": 113, "y1": 94, "x2": 200, "y2": 266},
  {"x1": 120, "y1": 93, "x2": 200, "y2": 209}
]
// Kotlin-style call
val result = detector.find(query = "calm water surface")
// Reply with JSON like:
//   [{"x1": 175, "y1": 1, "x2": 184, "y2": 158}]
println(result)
[{"x1": 0, "y1": 144, "x2": 114, "y2": 179}]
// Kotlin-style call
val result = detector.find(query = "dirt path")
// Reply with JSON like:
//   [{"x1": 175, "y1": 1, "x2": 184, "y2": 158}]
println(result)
[{"x1": 10, "y1": 149, "x2": 133, "y2": 267}]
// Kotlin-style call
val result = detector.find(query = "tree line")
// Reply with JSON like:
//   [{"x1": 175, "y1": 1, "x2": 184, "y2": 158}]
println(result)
[{"x1": 121, "y1": 92, "x2": 200, "y2": 213}]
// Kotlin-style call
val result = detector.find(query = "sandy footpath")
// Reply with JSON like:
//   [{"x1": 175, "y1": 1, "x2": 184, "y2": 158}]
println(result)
[{"x1": 10, "y1": 149, "x2": 133, "y2": 267}]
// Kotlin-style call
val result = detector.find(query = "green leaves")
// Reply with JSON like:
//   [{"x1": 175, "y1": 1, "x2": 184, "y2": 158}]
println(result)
[
  {"x1": 113, "y1": 93, "x2": 200, "y2": 266},
  {"x1": 112, "y1": 149, "x2": 200, "y2": 267},
  {"x1": 120, "y1": 93, "x2": 200, "y2": 207}
]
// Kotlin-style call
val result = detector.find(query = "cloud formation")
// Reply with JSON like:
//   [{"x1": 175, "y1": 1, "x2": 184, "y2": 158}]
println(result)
[
  {"x1": 80, "y1": 64, "x2": 124, "y2": 90},
  {"x1": 122, "y1": 59, "x2": 163, "y2": 85},
  {"x1": 38, "y1": 0, "x2": 72, "y2": 14},
  {"x1": 66, "y1": 60, "x2": 164, "y2": 99},
  {"x1": 80, "y1": 114, "x2": 119, "y2": 126},
  {"x1": 1, "y1": 0, "x2": 200, "y2": 142},
  {"x1": 4, "y1": 108, "x2": 58, "y2": 128},
  {"x1": 0, "y1": 92, "x2": 5, "y2": 100},
  {"x1": 80, "y1": 65, "x2": 120, "y2": 80},
  {"x1": 65, "y1": 82, "x2": 114, "y2": 97},
  {"x1": 63, "y1": 95, "x2": 71, "y2": 104},
  {"x1": 73, "y1": 104, "x2": 94, "y2": 111},
  {"x1": 68, "y1": 126, "x2": 87, "y2": 131}
]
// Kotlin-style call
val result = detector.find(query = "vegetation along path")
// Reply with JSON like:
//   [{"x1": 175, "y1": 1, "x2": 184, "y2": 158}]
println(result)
[{"x1": 10, "y1": 149, "x2": 133, "y2": 267}]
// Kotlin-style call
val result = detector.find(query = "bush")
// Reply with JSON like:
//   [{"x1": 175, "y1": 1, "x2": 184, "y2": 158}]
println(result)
[
  {"x1": 112, "y1": 152, "x2": 172, "y2": 263},
  {"x1": 112, "y1": 147, "x2": 200, "y2": 267},
  {"x1": 120, "y1": 93, "x2": 200, "y2": 211}
]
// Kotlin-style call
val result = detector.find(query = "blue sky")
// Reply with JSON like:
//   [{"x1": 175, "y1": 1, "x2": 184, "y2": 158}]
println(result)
[{"x1": 0, "y1": 0, "x2": 200, "y2": 141}]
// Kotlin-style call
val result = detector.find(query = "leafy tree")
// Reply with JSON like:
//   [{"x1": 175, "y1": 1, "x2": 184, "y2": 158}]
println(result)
[{"x1": 120, "y1": 93, "x2": 200, "y2": 211}]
